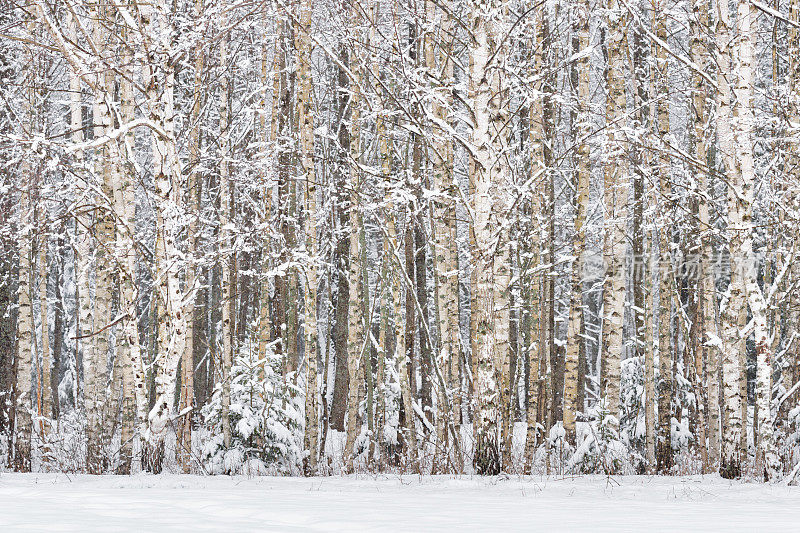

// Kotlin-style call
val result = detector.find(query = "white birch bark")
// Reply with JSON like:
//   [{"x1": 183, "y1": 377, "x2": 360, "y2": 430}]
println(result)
[
  {"x1": 140, "y1": 3, "x2": 190, "y2": 454},
  {"x1": 218, "y1": 24, "x2": 233, "y2": 454},
  {"x1": 470, "y1": 0, "x2": 508, "y2": 474},
  {"x1": 115, "y1": 53, "x2": 146, "y2": 473},
  {"x1": 716, "y1": 0, "x2": 743, "y2": 478},
  {"x1": 15, "y1": 120, "x2": 34, "y2": 472},
  {"x1": 602, "y1": 0, "x2": 627, "y2": 432},
  {"x1": 564, "y1": 1, "x2": 591, "y2": 446},
  {"x1": 734, "y1": 0, "x2": 778, "y2": 480},
  {"x1": 295, "y1": 0, "x2": 320, "y2": 474}
]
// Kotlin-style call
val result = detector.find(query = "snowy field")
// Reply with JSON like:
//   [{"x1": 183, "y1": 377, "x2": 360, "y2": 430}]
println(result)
[{"x1": 0, "y1": 473, "x2": 797, "y2": 532}]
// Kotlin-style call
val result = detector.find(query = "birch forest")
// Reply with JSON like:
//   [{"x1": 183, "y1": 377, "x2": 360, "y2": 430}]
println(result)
[{"x1": 0, "y1": 0, "x2": 799, "y2": 483}]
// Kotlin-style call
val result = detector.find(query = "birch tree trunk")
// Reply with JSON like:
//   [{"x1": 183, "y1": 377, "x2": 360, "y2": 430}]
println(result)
[
  {"x1": 470, "y1": 0, "x2": 509, "y2": 475},
  {"x1": 564, "y1": 1, "x2": 591, "y2": 446},
  {"x1": 716, "y1": 0, "x2": 743, "y2": 479},
  {"x1": 84, "y1": 5, "x2": 115, "y2": 473},
  {"x1": 344, "y1": 9, "x2": 365, "y2": 468},
  {"x1": 602, "y1": 0, "x2": 627, "y2": 434},
  {"x1": 15, "y1": 121, "x2": 33, "y2": 473},
  {"x1": 426, "y1": 0, "x2": 460, "y2": 470},
  {"x1": 141, "y1": 3, "x2": 189, "y2": 469},
  {"x1": 295, "y1": 0, "x2": 320, "y2": 475},
  {"x1": 631, "y1": 16, "x2": 656, "y2": 466},
  {"x1": 176, "y1": 0, "x2": 205, "y2": 473},
  {"x1": 115, "y1": 50, "x2": 146, "y2": 474},
  {"x1": 38, "y1": 227, "x2": 52, "y2": 428},
  {"x1": 733, "y1": 0, "x2": 778, "y2": 481},
  {"x1": 690, "y1": 0, "x2": 716, "y2": 472},
  {"x1": 654, "y1": 0, "x2": 674, "y2": 474},
  {"x1": 219, "y1": 27, "x2": 233, "y2": 454},
  {"x1": 524, "y1": 3, "x2": 548, "y2": 471}
]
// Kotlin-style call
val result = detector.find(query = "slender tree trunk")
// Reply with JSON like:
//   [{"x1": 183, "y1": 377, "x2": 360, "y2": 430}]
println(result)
[
  {"x1": 329, "y1": 21, "x2": 354, "y2": 433},
  {"x1": 654, "y1": 0, "x2": 674, "y2": 474},
  {"x1": 176, "y1": 0, "x2": 205, "y2": 473},
  {"x1": 631, "y1": 10, "x2": 656, "y2": 467},
  {"x1": 733, "y1": 0, "x2": 777, "y2": 481},
  {"x1": 344, "y1": 11, "x2": 365, "y2": 467},
  {"x1": 38, "y1": 227, "x2": 52, "y2": 427},
  {"x1": 15, "y1": 129, "x2": 34, "y2": 472},
  {"x1": 564, "y1": 1, "x2": 590, "y2": 447},
  {"x1": 690, "y1": 0, "x2": 714, "y2": 473},
  {"x1": 219, "y1": 27, "x2": 233, "y2": 454},
  {"x1": 524, "y1": 3, "x2": 548, "y2": 471},
  {"x1": 295, "y1": 0, "x2": 320, "y2": 475},
  {"x1": 716, "y1": 0, "x2": 742, "y2": 479},
  {"x1": 602, "y1": 0, "x2": 628, "y2": 434},
  {"x1": 470, "y1": 0, "x2": 509, "y2": 475},
  {"x1": 115, "y1": 50, "x2": 146, "y2": 474}
]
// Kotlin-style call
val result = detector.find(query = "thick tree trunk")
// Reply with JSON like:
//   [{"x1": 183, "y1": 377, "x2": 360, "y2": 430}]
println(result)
[
  {"x1": 142, "y1": 5, "x2": 190, "y2": 468},
  {"x1": 470, "y1": 0, "x2": 509, "y2": 475}
]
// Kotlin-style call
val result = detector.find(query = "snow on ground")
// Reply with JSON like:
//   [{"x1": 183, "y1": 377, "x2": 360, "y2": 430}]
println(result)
[{"x1": 0, "y1": 473, "x2": 797, "y2": 532}]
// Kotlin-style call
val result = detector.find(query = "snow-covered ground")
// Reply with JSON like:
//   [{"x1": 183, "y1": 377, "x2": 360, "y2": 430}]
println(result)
[{"x1": 0, "y1": 473, "x2": 796, "y2": 532}]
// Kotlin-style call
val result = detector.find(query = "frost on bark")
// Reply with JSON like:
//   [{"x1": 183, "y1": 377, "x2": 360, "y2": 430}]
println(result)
[
  {"x1": 115, "y1": 53, "x2": 146, "y2": 474},
  {"x1": 524, "y1": 3, "x2": 549, "y2": 472},
  {"x1": 87, "y1": 8, "x2": 117, "y2": 473},
  {"x1": 630, "y1": 12, "x2": 655, "y2": 467},
  {"x1": 175, "y1": 0, "x2": 205, "y2": 474},
  {"x1": 426, "y1": 0, "x2": 460, "y2": 470}
]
